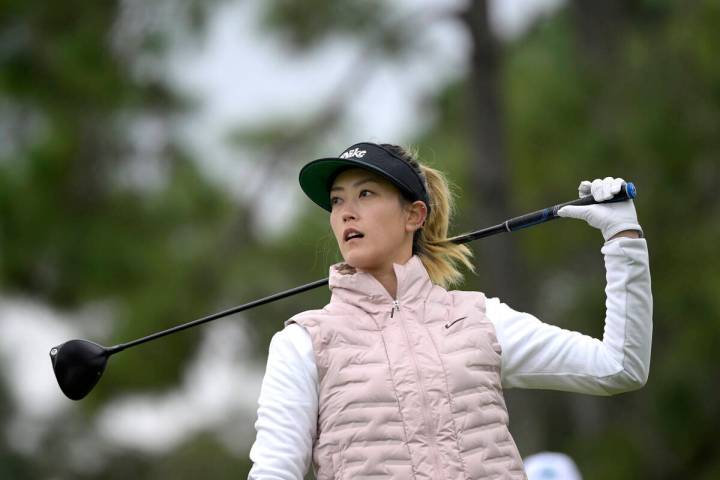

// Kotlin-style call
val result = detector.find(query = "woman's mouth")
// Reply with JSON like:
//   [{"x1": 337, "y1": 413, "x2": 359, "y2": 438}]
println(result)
[{"x1": 343, "y1": 228, "x2": 365, "y2": 242}]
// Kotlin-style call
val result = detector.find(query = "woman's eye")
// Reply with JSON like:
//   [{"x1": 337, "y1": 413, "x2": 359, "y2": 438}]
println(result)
[
  {"x1": 330, "y1": 196, "x2": 342, "y2": 206},
  {"x1": 359, "y1": 190, "x2": 373, "y2": 198}
]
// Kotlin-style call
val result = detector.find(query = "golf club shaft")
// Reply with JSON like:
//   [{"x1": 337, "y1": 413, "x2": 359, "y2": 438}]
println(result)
[
  {"x1": 449, "y1": 182, "x2": 636, "y2": 244},
  {"x1": 110, "y1": 182, "x2": 636, "y2": 354},
  {"x1": 108, "y1": 278, "x2": 329, "y2": 354}
]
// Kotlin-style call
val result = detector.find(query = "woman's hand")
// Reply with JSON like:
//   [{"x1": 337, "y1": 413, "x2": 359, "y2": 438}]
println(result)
[{"x1": 557, "y1": 177, "x2": 643, "y2": 241}]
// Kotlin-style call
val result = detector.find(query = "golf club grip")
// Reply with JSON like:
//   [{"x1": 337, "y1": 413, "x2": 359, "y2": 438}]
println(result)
[{"x1": 503, "y1": 181, "x2": 636, "y2": 233}]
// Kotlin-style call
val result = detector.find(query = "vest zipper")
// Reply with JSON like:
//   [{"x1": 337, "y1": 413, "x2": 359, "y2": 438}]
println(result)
[{"x1": 393, "y1": 302, "x2": 444, "y2": 476}]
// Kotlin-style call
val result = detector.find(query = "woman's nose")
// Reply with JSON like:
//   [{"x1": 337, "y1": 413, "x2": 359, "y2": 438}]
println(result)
[{"x1": 342, "y1": 208, "x2": 356, "y2": 222}]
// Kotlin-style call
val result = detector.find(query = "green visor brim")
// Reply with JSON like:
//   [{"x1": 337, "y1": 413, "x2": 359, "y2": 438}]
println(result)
[{"x1": 298, "y1": 157, "x2": 416, "y2": 212}]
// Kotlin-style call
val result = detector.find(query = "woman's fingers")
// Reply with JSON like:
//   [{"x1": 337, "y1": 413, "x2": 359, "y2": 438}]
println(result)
[
  {"x1": 588, "y1": 177, "x2": 625, "y2": 201},
  {"x1": 561, "y1": 177, "x2": 642, "y2": 241},
  {"x1": 578, "y1": 180, "x2": 592, "y2": 198}
]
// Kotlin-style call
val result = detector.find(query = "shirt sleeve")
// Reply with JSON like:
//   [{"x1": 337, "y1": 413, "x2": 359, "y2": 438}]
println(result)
[
  {"x1": 488, "y1": 237, "x2": 652, "y2": 396},
  {"x1": 248, "y1": 323, "x2": 318, "y2": 479}
]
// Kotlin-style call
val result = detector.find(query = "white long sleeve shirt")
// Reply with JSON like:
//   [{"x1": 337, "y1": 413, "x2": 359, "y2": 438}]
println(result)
[{"x1": 248, "y1": 237, "x2": 652, "y2": 479}]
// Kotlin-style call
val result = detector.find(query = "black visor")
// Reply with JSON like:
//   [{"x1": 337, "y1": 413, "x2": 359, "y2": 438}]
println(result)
[{"x1": 299, "y1": 142, "x2": 430, "y2": 214}]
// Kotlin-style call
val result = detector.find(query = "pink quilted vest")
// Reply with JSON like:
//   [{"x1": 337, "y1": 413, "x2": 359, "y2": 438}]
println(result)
[{"x1": 287, "y1": 255, "x2": 526, "y2": 479}]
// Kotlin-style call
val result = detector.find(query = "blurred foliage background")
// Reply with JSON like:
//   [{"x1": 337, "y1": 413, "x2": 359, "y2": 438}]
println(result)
[{"x1": 1, "y1": 0, "x2": 718, "y2": 478}]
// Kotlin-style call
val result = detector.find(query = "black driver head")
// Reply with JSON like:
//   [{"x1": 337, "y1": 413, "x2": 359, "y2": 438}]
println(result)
[{"x1": 49, "y1": 339, "x2": 110, "y2": 400}]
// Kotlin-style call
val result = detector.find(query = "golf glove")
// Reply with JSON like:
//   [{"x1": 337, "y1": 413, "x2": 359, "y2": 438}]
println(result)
[{"x1": 557, "y1": 177, "x2": 643, "y2": 241}]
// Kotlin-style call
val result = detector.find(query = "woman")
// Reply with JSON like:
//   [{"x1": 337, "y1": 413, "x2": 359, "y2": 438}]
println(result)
[{"x1": 248, "y1": 142, "x2": 652, "y2": 479}]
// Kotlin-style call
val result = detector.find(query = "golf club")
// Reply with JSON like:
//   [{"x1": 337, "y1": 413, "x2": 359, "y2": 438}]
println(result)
[{"x1": 50, "y1": 182, "x2": 637, "y2": 400}]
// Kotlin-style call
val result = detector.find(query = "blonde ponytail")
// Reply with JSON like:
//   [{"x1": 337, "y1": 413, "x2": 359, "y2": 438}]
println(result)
[{"x1": 382, "y1": 145, "x2": 475, "y2": 288}]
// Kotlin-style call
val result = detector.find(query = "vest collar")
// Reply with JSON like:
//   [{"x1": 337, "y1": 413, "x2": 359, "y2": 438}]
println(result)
[{"x1": 328, "y1": 255, "x2": 433, "y2": 314}]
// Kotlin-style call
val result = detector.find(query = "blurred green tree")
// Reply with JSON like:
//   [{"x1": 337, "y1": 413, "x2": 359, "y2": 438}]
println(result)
[{"x1": 0, "y1": 0, "x2": 258, "y2": 477}]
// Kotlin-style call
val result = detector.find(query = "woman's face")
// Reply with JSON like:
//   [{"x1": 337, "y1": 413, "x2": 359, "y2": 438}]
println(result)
[{"x1": 329, "y1": 168, "x2": 423, "y2": 273}]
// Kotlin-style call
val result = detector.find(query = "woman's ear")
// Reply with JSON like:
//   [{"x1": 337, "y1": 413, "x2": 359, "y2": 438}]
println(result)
[{"x1": 405, "y1": 200, "x2": 428, "y2": 233}]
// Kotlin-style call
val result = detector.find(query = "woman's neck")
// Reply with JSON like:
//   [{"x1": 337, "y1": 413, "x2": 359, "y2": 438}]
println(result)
[
  {"x1": 362, "y1": 252, "x2": 414, "y2": 299},
  {"x1": 370, "y1": 268, "x2": 398, "y2": 300}
]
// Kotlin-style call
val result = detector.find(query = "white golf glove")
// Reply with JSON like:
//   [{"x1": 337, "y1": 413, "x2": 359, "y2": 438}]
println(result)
[{"x1": 557, "y1": 177, "x2": 643, "y2": 241}]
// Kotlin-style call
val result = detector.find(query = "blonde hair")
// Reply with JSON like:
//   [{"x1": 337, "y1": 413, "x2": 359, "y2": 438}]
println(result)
[{"x1": 391, "y1": 145, "x2": 475, "y2": 288}]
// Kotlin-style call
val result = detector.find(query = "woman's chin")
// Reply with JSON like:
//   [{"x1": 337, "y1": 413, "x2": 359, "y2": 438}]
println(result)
[{"x1": 341, "y1": 252, "x2": 377, "y2": 272}]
